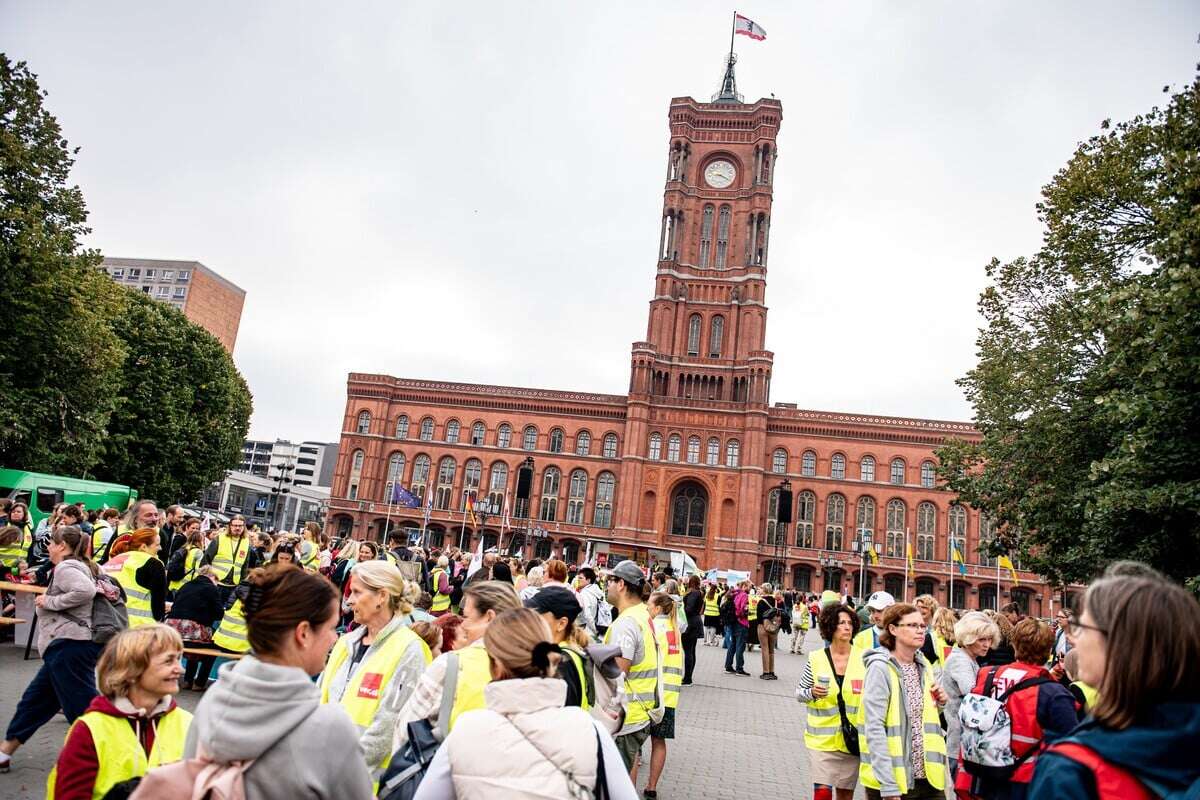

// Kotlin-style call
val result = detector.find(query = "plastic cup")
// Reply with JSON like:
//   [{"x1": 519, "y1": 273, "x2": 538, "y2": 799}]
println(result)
[{"x1": 817, "y1": 675, "x2": 831, "y2": 689}]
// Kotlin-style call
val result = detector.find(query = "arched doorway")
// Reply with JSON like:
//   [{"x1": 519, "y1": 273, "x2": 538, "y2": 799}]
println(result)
[
  {"x1": 915, "y1": 577, "x2": 936, "y2": 599},
  {"x1": 1011, "y1": 587, "x2": 1034, "y2": 615},
  {"x1": 330, "y1": 514, "x2": 353, "y2": 538},
  {"x1": 849, "y1": 570, "x2": 878, "y2": 602},
  {"x1": 883, "y1": 574, "x2": 904, "y2": 600},
  {"x1": 506, "y1": 532, "x2": 525, "y2": 557},
  {"x1": 456, "y1": 528, "x2": 473, "y2": 551},
  {"x1": 761, "y1": 559, "x2": 785, "y2": 587},
  {"x1": 792, "y1": 564, "x2": 813, "y2": 593},
  {"x1": 979, "y1": 584, "x2": 998, "y2": 611},
  {"x1": 822, "y1": 567, "x2": 845, "y2": 593},
  {"x1": 950, "y1": 581, "x2": 969, "y2": 610},
  {"x1": 425, "y1": 525, "x2": 445, "y2": 550},
  {"x1": 669, "y1": 481, "x2": 708, "y2": 538},
  {"x1": 480, "y1": 530, "x2": 499, "y2": 552},
  {"x1": 561, "y1": 538, "x2": 581, "y2": 565}
]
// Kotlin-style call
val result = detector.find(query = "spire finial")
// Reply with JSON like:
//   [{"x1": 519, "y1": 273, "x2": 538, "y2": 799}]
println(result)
[{"x1": 713, "y1": 52, "x2": 743, "y2": 104}]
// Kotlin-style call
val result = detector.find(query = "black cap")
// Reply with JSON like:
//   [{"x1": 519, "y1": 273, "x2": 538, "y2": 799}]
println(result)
[{"x1": 523, "y1": 586, "x2": 582, "y2": 623}]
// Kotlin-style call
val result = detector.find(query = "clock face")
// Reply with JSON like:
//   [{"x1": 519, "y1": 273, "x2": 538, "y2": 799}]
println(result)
[{"x1": 704, "y1": 160, "x2": 736, "y2": 189}]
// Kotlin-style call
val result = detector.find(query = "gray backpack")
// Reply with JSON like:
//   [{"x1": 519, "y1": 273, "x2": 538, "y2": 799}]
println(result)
[{"x1": 90, "y1": 572, "x2": 129, "y2": 643}]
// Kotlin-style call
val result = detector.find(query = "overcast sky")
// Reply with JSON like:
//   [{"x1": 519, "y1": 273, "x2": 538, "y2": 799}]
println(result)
[{"x1": 4, "y1": 2, "x2": 1198, "y2": 443}]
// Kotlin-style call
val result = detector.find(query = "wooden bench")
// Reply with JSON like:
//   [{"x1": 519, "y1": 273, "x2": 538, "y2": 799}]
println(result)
[
  {"x1": 0, "y1": 580, "x2": 46, "y2": 594},
  {"x1": 182, "y1": 647, "x2": 245, "y2": 660}
]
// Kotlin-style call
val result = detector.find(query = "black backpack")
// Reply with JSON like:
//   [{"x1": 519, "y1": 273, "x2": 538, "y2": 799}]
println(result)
[
  {"x1": 719, "y1": 593, "x2": 737, "y2": 626},
  {"x1": 377, "y1": 652, "x2": 459, "y2": 800}
]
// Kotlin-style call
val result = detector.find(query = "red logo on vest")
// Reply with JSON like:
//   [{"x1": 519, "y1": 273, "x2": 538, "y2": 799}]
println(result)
[{"x1": 357, "y1": 672, "x2": 383, "y2": 700}]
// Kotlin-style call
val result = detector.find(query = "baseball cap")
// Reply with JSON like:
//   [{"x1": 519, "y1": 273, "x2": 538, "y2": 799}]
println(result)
[
  {"x1": 523, "y1": 586, "x2": 582, "y2": 623},
  {"x1": 867, "y1": 591, "x2": 896, "y2": 611},
  {"x1": 604, "y1": 561, "x2": 646, "y2": 587}
]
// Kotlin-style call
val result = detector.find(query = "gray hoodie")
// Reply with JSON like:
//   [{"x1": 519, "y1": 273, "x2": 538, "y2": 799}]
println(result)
[
  {"x1": 860, "y1": 647, "x2": 940, "y2": 797},
  {"x1": 184, "y1": 655, "x2": 373, "y2": 800}
]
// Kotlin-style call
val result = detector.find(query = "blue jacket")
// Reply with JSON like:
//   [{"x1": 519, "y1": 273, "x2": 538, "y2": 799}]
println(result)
[{"x1": 1028, "y1": 701, "x2": 1200, "y2": 799}]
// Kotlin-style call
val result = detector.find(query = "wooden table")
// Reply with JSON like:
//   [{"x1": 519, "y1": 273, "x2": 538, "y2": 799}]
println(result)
[
  {"x1": 0, "y1": 617, "x2": 27, "y2": 625},
  {"x1": 0, "y1": 581, "x2": 45, "y2": 658}
]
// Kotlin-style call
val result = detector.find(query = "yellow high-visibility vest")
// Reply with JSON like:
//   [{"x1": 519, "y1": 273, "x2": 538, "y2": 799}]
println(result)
[
  {"x1": 320, "y1": 624, "x2": 431, "y2": 777},
  {"x1": 844, "y1": 647, "x2": 868, "y2": 723},
  {"x1": 1072, "y1": 680, "x2": 1099, "y2": 711},
  {"x1": 299, "y1": 541, "x2": 320, "y2": 572},
  {"x1": 859, "y1": 659, "x2": 948, "y2": 793},
  {"x1": 605, "y1": 602, "x2": 661, "y2": 726},
  {"x1": 107, "y1": 550, "x2": 157, "y2": 627},
  {"x1": 747, "y1": 592, "x2": 759, "y2": 622},
  {"x1": 47, "y1": 706, "x2": 192, "y2": 800},
  {"x1": 430, "y1": 568, "x2": 451, "y2": 612},
  {"x1": 90, "y1": 523, "x2": 114, "y2": 555},
  {"x1": 168, "y1": 547, "x2": 203, "y2": 594},
  {"x1": 448, "y1": 644, "x2": 494, "y2": 730},
  {"x1": 703, "y1": 593, "x2": 720, "y2": 617},
  {"x1": 652, "y1": 614, "x2": 684, "y2": 709},
  {"x1": 853, "y1": 626, "x2": 881, "y2": 652},
  {"x1": 931, "y1": 631, "x2": 952, "y2": 665},
  {"x1": 804, "y1": 646, "x2": 863, "y2": 753},
  {"x1": 209, "y1": 532, "x2": 251, "y2": 586},
  {"x1": 212, "y1": 599, "x2": 251, "y2": 653},
  {"x1": 561, "y1": 645, "x2": 591, "y2": 711}
]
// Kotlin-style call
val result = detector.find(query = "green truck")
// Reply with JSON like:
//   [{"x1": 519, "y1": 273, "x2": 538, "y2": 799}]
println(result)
[{"x1": 0, "y1": 468, "x2": 138, "y2": 528}]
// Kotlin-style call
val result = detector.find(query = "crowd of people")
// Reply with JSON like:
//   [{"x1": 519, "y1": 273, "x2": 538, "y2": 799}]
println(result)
[{"x1": 1, "y1": 496, "x2": 1198, "y2": 799}]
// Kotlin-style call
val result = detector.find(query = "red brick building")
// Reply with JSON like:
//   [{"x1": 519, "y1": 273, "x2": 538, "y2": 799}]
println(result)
[{"x1": 328, "y1": 65, "x2": 1056, "y2": 615}]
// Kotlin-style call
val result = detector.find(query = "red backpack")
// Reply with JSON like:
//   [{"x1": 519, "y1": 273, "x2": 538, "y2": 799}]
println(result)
[{"x1": 1044, "y1": 742, "x2": 1156, "y2": 800}]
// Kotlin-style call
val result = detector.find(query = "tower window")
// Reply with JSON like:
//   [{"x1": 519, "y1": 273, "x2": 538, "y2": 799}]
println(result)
[
  {"x1": 715, "y1": 205, "x2": 731, "y2": 268},
  {"x1": 687, "y1": 314, "x2": 701, "y2": 357},
  {"x1": 698, "y1": 204, "x2": 714, "y2": 268},
  {"x1": 709, "y1": 316, "x2": 724, "y2": 358},
  {"x1": 667, "y1": 434, "x2": 681, "y2": 462}
]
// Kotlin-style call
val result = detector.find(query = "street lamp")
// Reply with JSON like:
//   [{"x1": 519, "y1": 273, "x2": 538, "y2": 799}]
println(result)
[
  {"x1": 851, "y1": 530, "x2": 875, "y2": 601},
  {"x1": 770, "y1": 478, "x2": 791, "y2": 586},
  {"x1": 269, "y1": 461, "x2": 295, "y2": 532},
  {"x1": 817, "y1": 551, "x2": 843, "y2": 594}
]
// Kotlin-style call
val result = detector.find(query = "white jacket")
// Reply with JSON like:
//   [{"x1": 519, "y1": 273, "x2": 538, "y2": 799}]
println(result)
[{"x1": 413, "y1": 676, "x2": 637, "y2": 800}]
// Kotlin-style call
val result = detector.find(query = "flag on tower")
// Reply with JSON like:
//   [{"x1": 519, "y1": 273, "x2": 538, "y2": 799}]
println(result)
[
  {"x1": 734, "y1": 13, "x2": 767, "y2": 41},
  {"x1": 998, "y1": 554, "x2": 1020, "y2": 586},
  {"x1": 951, "y1": 542, "x2": 967, "y2": 576}
]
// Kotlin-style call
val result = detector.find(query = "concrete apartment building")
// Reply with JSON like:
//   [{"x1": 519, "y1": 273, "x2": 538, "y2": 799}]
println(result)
[
  {"x1": 239, "y1": 439, "x2": 339, "y2": 487},
  {"x1": 100, "y1": 257, "x2": 246, "y2": 352}
]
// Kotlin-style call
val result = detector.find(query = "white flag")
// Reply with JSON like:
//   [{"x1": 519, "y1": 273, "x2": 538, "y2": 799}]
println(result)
[{"x1": 466, "y1": 533, "x2": 484, "y2": 579}]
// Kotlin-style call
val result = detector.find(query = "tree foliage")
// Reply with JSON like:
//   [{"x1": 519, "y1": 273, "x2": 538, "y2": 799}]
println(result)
[
  {"x1": 938, "y1": 74, "x2": 1200, "y2": 586},
  {"x1": 0, "y1": 55, "x2": 253, "y2": 500}
]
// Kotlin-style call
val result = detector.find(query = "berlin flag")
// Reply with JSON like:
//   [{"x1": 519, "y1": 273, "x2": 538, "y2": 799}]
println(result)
[{"x1": 735, "y1": 13, "x2": 766, "y2": 41}]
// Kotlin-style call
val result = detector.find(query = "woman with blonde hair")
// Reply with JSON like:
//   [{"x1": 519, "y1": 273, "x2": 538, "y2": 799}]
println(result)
[
  {"x1": 939, "y1": 611, "x2": 999, "y2": 779},
  {"x1": 319, "y1": 559, "x2": 431, "y2": 776},
  {"x1": 979, "y1": 608, "x2": 1016, "y2": 667},
  {"x1": 413, "y1": 608, "x2": 637, "y2": 799},
  {"x1": 47, "y1": 625, "x2": 191, "y2": 799},
  {"x1": 932, "y1": 607, "x2": 958, "y2": 664}
]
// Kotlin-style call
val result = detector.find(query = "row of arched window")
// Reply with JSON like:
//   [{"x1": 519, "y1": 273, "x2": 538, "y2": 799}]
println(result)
[
  {"x1": 770, "y1": 448, "x2": 938, "y2": 488},
  {"x1": 346, "y1": 449, "x2": 617, "y2": 529},
  {"x1": 355, "y1": 411, "x2": 620, "y2": 458},
  {"x1": 647, "y1": 432, "x2": 740, "y2": 467},
  {"x1": 686, "y1": 313, "x2": 724, "y2": 358}
]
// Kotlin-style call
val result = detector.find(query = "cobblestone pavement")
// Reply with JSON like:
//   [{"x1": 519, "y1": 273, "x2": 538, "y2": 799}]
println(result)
[{"x1": 0, "y1": 628, "x2": 926, "y2": 800}]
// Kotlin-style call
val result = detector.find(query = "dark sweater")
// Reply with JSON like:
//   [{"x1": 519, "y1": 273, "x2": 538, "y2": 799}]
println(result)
[{"x1": 166, "y1": 577, "x2": 225, "y2": 628}]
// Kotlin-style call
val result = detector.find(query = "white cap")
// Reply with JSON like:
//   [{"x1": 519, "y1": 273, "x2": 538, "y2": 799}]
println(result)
[{"x1": 867, "y1": 591, "x2": 896, "y2": 611}]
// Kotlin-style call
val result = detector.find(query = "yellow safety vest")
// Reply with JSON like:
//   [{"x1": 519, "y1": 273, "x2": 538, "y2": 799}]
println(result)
[
  {"x1": 106, "y1": 550, "x2": 157, "y2": 627},
  {"x1": 931, "y1": 631, "x2": 952, "y2": 666},
  {"x1": 852, "y1": 626, "x2": 881, "y2": 652},
  {"x1": 210, "y1": 532, "x2": 251, "y2": 586},
  {"x1": 703, "y1": 593, "x2": 720, "y2": 617},
  {"x1": 212, "y1": 599, "x2": 251, "y2": 653},
  {"x1": 1072, "y1": 680, "x2": 1099, "y2": 711},
  {"x1": 561, "y1": 645, "x2": 591, "y2": 711},
  {"x1": 804, "y1": 646, "x2": 864, "y2": 753},
  {"x1": 747, "y1": 593, "x2": 759, "y2": 622},
  {"x1": 653, "y1": 614, "x2": 684, "y2": 710},
  {"x1": 168, "y1": 547, "x2": 204, "y2": 594},
  {"x1": 0, "y1": 521, "x2": 32, "y2": 570},
  {"x1": 448, "y1": 644, "x2": 494, "y2": 730},
  {"x1": 47, "y1": 706, "x2": 192, "y2": 800},
  {"x1": 90, "y1": 523, "x2": 114, "y2": 555},
  {"x1": 858, "y1": 659, "x2": 948, "y2": 793},
  {"x1": 604, "y1": 602, "x2": 661, "y2": 726},
  {"x1": 430, "y1": 568, "x2": 451, "y2": 612},
  {"x1": 843, "y1": 647, "x2": 868, "y2": 723},
  {"x1": 320, "y1": 624, "x2": 431, "y2": 777},
  {"x1": 300, "y1": 541, "x2": 320, "y2": 572}
]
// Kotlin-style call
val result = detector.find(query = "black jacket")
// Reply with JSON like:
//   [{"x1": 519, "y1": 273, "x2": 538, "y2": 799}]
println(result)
[{"x1": 166, "y1": 577, "x2": 225, "y2": 628}]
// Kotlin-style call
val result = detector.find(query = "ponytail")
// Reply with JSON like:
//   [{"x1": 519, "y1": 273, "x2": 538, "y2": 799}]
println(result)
[{"x1": 51, "y1": 525, "x2": 99, "y2": 577}]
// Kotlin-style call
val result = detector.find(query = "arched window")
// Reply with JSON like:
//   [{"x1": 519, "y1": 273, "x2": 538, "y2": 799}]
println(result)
[
  {"x1": 523, "y1": 426, "x2": 538, "y2": 451},
  {"x1": 825, "y1": 493, "x2": 846, "y2": 550},
  {"x1": 356, "y1": 411, "x2": 371, "y2": 434},
  {"x1": 698, "y1": 203, "x2": 714, "y2": 267},
  {"x1": 979, "y1": 513, "x2": 997, "y2": 567},
  {"x1": 670, "y1": 481, "x2": 708, "y2": 538},
  {"x1": 549, "y1": 428, "x2": 564, "y2": 453},
  {"x1": 772, "y1": 448, "x2": 788, "y2": 474},
  {"x1": 860, "y1": 456, "x2": 875, "y2": 482},
  {"x1": 831, "y1": 453, "x2": 846, "y2": 480},
  {"x1": 921, "y1": 460, "x2": 936, "y2": 489},
  {"x1": 471, "y1": 422, "x2": 486, "y2": 446},
  {"x1": 567, "y1": 469, "x2": 588, "y2": 524},
  {"x1": 796, "y1": 491, "x2": 815, "y2": 547},
  {"x1": 726, "y1": 439, "x2": 740, "y2": 467},
  {"x1": 949, "y1": 505, "x2": 968, "y2": 567},
  {"x1": 686, "y1": 436, "x2": 701, "y2": 464},
  {"x1": 575, "y1": 431, "x2": 591, "y2": 456},
  {"x1": 648, "y1": 433, "x2": 662, "y2": 461},
  {"x1": 445, "y1": 420, "x2": 460, "y2": 444},
  {"x1": 715, "y1": 205, "x2": 731, "y2": 268},
  {"x1": 498, "y1": 423, "x2": 512, "y2": 448},
  {"x1": 858, "y1": 496, "x2": 877, "y2": 550},
  {"x1": 419, "y1": 417, "x2": 434, "y2": 441},
  {"x1": 709, "y1": 316, "x2": 724, "y2": 358},
  {"x1": 487, "y1": 462, "x2": 508, "y2": 508},
  {"x1": 765, "y1": 488, "x2": 783, "y2": 545},
  {"x1": 667, "y1": 434, "x2": 681, "y2": 462},
  {"x1": 886, "y1": 499, "x2": 906, "y2": 558},
  {"x1": 890, "y1": 458, "x2": 906, "y2": 485},
  {"x1": 801, "y1": 450, "x2": 816, "y2": 477},
  {"x1": 539, "y1": 467, "x2": 560, "y2": 521},
  {"x1": 348, "y1": 448, "x2": 365, "y2": 500},
  {"x1": 395, "y1": 415, "x2": 409, "y2": 439},
  {"x1": 434, "y1": 456, "x2": 456, "y2": 510},
  {"x1": 687, "y1": 314, "x2": 702, "y2": 356},
  {"x1": 410, "y1": 454, "x2": 431, "y2": 501},
  {"x1": 385, "y1": 452, "x2": 406, "y2": 500},
  {"x1": 594, "y1": 472, "x2": 615, "y2": 528},
  {"x1": 917, "y1": 501, "x2": 936, "y2": 561},
  {"x1": 462, "y1": 459, "x2": 482, "y2": 508},
  {"x1": 603, "y1": 433, "x2": 618, "y2": 459},
  {"x1": 706, "y1": 437, "x2": 720, "y2": 466}
]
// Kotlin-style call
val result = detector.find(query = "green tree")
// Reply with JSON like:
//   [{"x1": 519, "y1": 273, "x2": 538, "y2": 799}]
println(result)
[
  {"x1": 98, "y1": 293, "x2": 253, "y2": 502},
  {"x1": 0, "y1": 55, "x2": 127, "y2": 473},
  {"x1": 938, "y1": 76, "x2": 1200, "y2": 586}
]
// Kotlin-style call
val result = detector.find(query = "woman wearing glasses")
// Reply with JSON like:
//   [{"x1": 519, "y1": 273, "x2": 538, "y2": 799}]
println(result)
[
  {"x1": 1029, "y1": 569, "x2": 1200, "y2": 799},
  {"x1": 858, "y1": 603, "x2": 949, "y2": 800}
]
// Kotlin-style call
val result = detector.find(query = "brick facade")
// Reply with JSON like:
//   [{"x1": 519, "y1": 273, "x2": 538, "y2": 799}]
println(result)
[
  {"x1": 184, "y1": 265, "x2": 245, "y2": 352},
  {"x1": 328, "y1": 84, "x2": 1060, "y2": 616}
]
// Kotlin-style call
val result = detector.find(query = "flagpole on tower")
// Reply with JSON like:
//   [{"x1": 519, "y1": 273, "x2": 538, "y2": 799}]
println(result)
[{"x1": 729, "y1": 10, "x2": 737, "y2": 61}]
